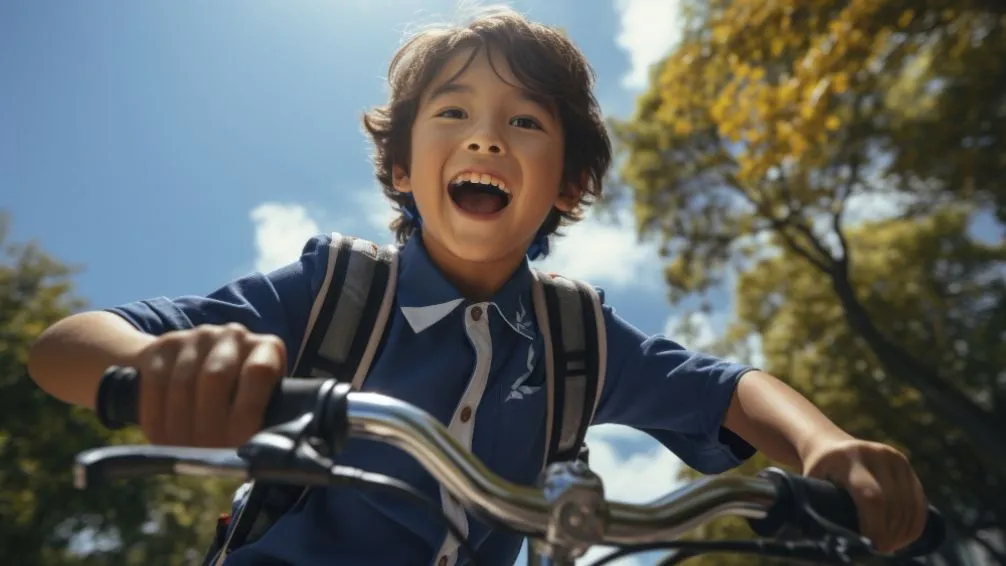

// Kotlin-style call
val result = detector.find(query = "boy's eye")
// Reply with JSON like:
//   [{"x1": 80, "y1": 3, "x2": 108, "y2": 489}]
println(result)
[
  {"x1": 436, "y1": 108, "x2": 467, "y2": 119},
  {"x1": 510, "y1": 116, "x2": 543, "y2": 130}
]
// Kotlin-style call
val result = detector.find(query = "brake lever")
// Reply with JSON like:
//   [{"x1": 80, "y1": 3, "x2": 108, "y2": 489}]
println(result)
[
  {"x1": 73, "y1": 445, "x2": 249, "y2": 488},
  {"x1": 236, "y1": 412, "x2": 341, "y2": 485}
]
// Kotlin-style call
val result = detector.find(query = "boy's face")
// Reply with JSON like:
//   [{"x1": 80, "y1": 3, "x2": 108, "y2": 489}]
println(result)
[{"x1": 393, "y1": 45, "x2": 576, "y2": 267}]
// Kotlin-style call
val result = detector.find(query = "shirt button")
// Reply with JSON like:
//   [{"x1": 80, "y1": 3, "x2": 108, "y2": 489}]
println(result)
[
  {"x1": 470, "y1": 306, "x2": 483, "y2": 321},
  {"x1": 460, "y1": 406, "x2": 473, "y2": 423},
  {"x1": 438, "y1": 556, "x2": 447, "y2": 566}
]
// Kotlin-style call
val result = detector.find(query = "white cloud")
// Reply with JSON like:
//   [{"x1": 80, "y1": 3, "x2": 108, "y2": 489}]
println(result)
[
  {"x1": 663, "y1": 311, "x2": 718, "y2": 350},
  {"x1": 249, "y1": 191, "x2": 396, "y2": 274},
  {"x1": 535, "y1": 210, "x2": 662, "y2": 289},
  {"x1": 613, "y1": 0, "x2": 686, "y2": 90},
  {"x1": 354, "y1": 190, "x2": 399, "y2": 243},
  {"x1": 581, "y1": 426, "x2": 685, "y2": 565},
  {"x1": 250, "y1": 202, "x2": 322, "y2": 272},
  {"x1": 586, "y1": 425, "x2": 684, "y2": 503}
]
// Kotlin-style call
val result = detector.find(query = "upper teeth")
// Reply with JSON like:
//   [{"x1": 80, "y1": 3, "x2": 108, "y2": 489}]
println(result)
[{"x1": 450, "y1": 172, "x2": 509, "y2": 193}]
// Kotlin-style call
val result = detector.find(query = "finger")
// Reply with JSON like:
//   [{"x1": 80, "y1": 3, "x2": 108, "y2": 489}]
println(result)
[
  {"x1": 904, "y1": 469, "x2": 929, "y2": 547},
  {"x1": 874, "y1": 453, "x2": 913, "y2": 552},
  {"x1": 881, "y1": 456, "x2": 921, "y2": 554},
  {"x1": 164, "y1": 334, "x2": 206, "y2": 445},
  {"x1": 228, "y1": 336, "x2": 286, "y2": 446},
  {"x1": 193, "y1": 328, "x2": 244, "y2": 447},
  {"x1": 138, "y1": 339, "x2": 178, "y2": 445},
  {"x1": 849, "y1": 464, "x2": 888, "y2": 551}
]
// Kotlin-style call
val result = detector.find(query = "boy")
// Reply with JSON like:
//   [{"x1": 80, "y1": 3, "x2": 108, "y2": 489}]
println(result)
[{"x1": 29, "y1": 7, "x2": 928, "y2": 566}]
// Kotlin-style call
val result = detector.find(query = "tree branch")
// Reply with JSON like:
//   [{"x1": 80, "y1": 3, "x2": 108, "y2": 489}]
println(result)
[
  {"x1": 734, "y1": 173, "x2": 835, "y2": 271},
  {"x1": 754, "y1": 164, "x2": 843, "y2": 272},
  {"x1": 832, "y1": 194, "x2": 851, "y2": 268},
  {"x1": 832, "y1": 93, "x2": 871, "y2": 268},
  {"x1": 772, "y1": 220, "x2": 833, "y2": 272}
]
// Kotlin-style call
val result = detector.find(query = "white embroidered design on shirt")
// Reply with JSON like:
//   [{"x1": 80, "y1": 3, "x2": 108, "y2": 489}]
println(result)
[{"x1": 506, "y1": 343, "x2": 540, "y2": 401}]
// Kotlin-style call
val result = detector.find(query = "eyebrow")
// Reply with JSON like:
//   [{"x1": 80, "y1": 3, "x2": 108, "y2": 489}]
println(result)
[{"x1": 426, "y1": 81, "x2": 557, "y2": 118}]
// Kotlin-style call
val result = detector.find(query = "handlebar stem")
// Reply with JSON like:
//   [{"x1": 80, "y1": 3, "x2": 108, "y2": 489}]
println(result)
[{"x1": 534, "y1": 461, "x2": 609, "y2": 564}]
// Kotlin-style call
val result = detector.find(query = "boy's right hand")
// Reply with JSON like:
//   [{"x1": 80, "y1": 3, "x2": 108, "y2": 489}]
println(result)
[{"x1": 132, "y1": 323, "x2": 287, "y2": 448}]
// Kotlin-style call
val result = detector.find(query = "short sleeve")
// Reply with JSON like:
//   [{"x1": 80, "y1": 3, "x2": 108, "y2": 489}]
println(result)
[
  {"x1": 105, "y1": 234, "x2": 333, "y2": 373},
  {"x1": 592, "y1": 292, "x2": 757, "y2": 474}
]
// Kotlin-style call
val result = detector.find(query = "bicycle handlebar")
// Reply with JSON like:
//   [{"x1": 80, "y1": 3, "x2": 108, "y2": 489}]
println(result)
[{"x1": 80, "y1": 367, "x2": 946, "y2": 559}]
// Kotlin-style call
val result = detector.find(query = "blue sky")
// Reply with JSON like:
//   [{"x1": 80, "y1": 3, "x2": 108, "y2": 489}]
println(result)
[
  {"x1": 1, "y1": 0, "x2": 694, "y2": 334},
  {"x1": 3, "y1": 1, "x2": 692, "y2": 563}
]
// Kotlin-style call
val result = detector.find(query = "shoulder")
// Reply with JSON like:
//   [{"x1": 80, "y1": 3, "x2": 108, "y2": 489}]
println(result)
[
  {"x1": 284, "y1": 232, "x2": 337, "y2": 295},
  {"x1": 105, "y1": 233, "x2": 349, "y2": 351},
  {"x1": 532, "y1": 271, "x2": 607, "y2": 304}
]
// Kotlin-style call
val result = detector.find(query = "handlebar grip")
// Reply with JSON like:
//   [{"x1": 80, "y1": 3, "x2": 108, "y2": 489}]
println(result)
[
  {"x1": 748, "y1": 467, "x2": 946, "y2": 557},
  {"x1": 96, "y1": 366, "x2": 141, "y2": 430}
]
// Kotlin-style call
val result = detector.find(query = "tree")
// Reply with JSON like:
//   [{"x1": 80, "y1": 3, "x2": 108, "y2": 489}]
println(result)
[
  {"x1": 674, "y1": 208, "x2": 1006, "y2": 565},
  {"x1": 0, "y1": 212, "x2": 239, "y2": 565},
  {"x1": 612, "y1": 0, "x2": 1006, "y2": 476},
  {"x1": 881, "y1": 4, "x2": 1006, "y2": 222}
]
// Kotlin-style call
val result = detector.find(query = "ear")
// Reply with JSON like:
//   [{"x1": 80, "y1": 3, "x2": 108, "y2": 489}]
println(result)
[
  {"x1": 392, "y1": 165, "x2": 412, "y2": 193},
  {"x1": 554, "y1": 172, "x2": 587, "y2": 213}
]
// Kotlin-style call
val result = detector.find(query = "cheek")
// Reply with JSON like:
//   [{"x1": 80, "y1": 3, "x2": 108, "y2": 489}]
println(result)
[
  {"x1": 520, "y1": 138, "x2": 565, "y2": 186},
  {"x1": 409, "y1": 130, "x2": 451, "y2": 183}
]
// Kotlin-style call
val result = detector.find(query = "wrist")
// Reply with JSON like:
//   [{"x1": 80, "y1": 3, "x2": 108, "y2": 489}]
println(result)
[{"x1": 796, "y1": 428, "x2": 856, "y2": 469}]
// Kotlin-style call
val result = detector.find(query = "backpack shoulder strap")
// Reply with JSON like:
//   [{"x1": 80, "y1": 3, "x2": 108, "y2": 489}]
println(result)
[
  {"x1": 210, "y1": 234, "x2": 399, "y2": 564},
  {"x1": 292, "y1": 232, "x2": 399, "y2": 387},
  {"x1": 530, "y1": 269, "x2": 607, "y2": 466}
]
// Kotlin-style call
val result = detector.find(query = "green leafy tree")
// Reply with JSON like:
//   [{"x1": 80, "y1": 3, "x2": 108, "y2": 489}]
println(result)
[
  {"x1": 674, "y1": 208, "x2": 1006, "y2": 565},
  {"x1": 0, "y1": 212, "x2": 239, "y2": 565},
  {"x1": 612, "y1": 0, "x2": 1006, "y2": 477}
]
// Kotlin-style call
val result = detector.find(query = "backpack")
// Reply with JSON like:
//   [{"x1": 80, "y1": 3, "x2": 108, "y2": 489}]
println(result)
[{"x1": 204, "y1": 234, "x2": 607, "y2": 566}]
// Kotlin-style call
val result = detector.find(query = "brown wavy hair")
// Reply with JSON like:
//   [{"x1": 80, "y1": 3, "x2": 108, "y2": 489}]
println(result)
[{"x1": 362, "y1": 7, "x2": 612, "y2": 256}]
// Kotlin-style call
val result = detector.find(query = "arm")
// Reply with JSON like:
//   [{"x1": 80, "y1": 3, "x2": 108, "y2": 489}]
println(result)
[
  {"x1": 592, "y1": 297, "x2": 757, "y2": 474},
  {"x1": 723, "y1": 373, "x2": 929, "y2": 554},
  {"x1": 27, "y1": 234, "x2": 330, "y2": 411},
  {"x1": 722, "y1": 370, "x2": 854, "y2": 469},
  {"x1": 28, "y1": 311, "x2": 155, "y2": 409},
  {"x1": 595, "y1": 303, "x2": 928, "y2": 552}
]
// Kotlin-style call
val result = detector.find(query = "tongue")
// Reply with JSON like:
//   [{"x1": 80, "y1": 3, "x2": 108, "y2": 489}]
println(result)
[{"x1": 452, "y1": 184, "x2": 508, "y2": 215}]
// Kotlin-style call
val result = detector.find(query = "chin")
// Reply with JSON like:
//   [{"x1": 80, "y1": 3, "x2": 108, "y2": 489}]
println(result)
[{"x1": 439, "y1": 234, "x2": 527, "y2": 264}]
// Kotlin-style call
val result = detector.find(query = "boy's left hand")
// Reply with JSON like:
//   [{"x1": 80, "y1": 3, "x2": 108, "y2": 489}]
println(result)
[{"x1": 801, "y1": 438, "x2": 928, "y2": 553}]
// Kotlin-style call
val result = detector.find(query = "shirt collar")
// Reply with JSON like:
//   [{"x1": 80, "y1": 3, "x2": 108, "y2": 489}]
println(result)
[{"x1": 396, "y1": 233, "x2": 536, "y2": 340}]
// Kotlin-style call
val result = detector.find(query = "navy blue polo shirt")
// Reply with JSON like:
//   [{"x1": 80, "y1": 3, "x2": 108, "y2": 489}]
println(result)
[{"x1": 107, "y1": 232, "x2": 756, "y2": 566}]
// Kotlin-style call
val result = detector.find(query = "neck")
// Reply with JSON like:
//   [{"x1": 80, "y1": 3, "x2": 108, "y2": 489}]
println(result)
[{"x1": 420, "y1": 233, "x2": 528, "y2": 301}]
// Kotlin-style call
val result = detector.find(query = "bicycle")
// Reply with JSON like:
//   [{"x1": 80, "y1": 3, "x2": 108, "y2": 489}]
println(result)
[{"x1": 74, "y1": 367, "x2": 947, "y2": 565}]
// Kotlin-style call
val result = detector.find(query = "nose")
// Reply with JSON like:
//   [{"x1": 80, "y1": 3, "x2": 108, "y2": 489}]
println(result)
[
  {"x1": 464, "y1": 123, "x2": 506, "y2": 155},
  {"x1": 467, "y1": 141, "x2": 502, "y2": 154}
]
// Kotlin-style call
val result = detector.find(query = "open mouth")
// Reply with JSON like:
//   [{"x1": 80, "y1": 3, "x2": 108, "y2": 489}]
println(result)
[{"x1": 448, "y1": 180, "x2": 511, "y2": 215}]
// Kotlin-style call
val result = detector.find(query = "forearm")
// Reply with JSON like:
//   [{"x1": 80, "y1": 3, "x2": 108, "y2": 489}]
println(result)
[
  {"x1": 28, "y1": 311, "x2": 154, "y2": 409},
  {"x1": 723, "y1": 370, "x2": 854, "y2": 469}
]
